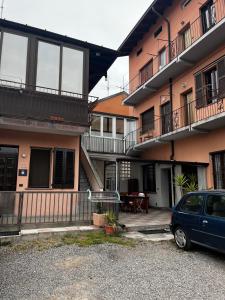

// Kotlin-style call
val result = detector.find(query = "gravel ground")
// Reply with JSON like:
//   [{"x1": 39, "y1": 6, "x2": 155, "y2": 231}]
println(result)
[{"x1": 1, "y1": 240, "x2": 225, "y2": 300}]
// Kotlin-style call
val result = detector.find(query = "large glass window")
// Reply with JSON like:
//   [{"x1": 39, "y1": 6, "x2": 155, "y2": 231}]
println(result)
[
  {"x1": 142, "y1": 107, "x2": 154, "y2": 133},
  {"x1": 36, "y1": 41, "x2": 60, "y2": 91},
  {"x1": 159, "y1": 48, "x2": 166, "y2": 69},
  {"x1": 116, "y1": 118, "x2": 124, "y2": 135},
  {"x1": 0, "y1": 32, "x2": 28, "y2": 85},
  {"x1": 212, "y1": 151, "x2": 225, "y2": 189},
  {"x1": 91, "y1": 115, "x2": 101, "y2": 135},
  {"x1": 143, "y1": 164, "x2": 156, "y2": 193},
  {"x1": 103, "y1": 117, "x2": 112, "y2": 136},
  {"x1": 61, "y1": 47, "x2": 83, "y2": 94}
]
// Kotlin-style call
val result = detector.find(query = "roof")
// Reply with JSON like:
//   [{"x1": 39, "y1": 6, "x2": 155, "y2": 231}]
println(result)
[
  {"x1": 0, "y1": 19, "x2": 119, "y2": 92},
  {"x1": 98, "y1": 91, "x2": 128, "y2": 103},
  {"x1": 118, "y1": 0, "x2": 173, "y2": 55}
]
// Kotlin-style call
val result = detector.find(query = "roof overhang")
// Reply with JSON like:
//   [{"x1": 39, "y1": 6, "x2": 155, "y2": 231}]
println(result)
[{"x1": 118, "y1": 0, "x2": 173, "y2": 56}]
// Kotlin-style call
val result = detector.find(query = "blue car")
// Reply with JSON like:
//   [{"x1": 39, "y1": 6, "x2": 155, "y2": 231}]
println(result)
[{"x1": 170, "y1": 190, "x2": 225, "y2": 252}]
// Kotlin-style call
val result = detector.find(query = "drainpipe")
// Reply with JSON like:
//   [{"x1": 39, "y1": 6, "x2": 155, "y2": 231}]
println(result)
[{"x1": 152, "y1": 6, "x2": 171, "y2": 61}]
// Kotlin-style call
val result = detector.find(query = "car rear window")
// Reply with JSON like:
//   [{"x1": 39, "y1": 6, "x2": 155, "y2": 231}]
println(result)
[
  {"x1": 206, "y1": 194, "x2": 225, "y2": 218},
  {"x1": 180, "y1": 195, "x2": 204, "y2": 214}
]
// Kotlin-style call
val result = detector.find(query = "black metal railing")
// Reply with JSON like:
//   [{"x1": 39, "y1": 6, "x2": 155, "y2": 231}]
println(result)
[
  {"x1": 82, "y1": 135, "x2": 126, "y2": 154},
  {"x1": 125, "y1": 90, "x2": 225, "y2": 151},
  {"x1": 0, "y1": 191, "x2": 119, "y2": 230},
  {"x1": 0, "y1": 78, "x2": 98, "y2": 127},
  {"x1": 124, "y1": 0, "x2": 225, "y2": 95}
]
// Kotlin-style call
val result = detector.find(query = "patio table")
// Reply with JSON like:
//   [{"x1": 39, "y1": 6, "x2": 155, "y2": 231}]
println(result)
[{"x1": 121, "y1": 195, "x2": 149, "y2": 214}]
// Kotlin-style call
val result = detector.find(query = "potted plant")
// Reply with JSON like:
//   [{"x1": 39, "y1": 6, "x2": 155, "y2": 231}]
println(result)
[
  {"x1": 105, "y1": 211, "x2": 117, "y2": 235},
  {"x1": 93, "y1": 202, "x2": 106, "y2": 227}
]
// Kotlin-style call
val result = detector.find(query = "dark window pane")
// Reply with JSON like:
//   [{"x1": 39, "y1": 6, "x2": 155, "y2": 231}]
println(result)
[
  {"x1": 143, "y1": 164, "x2": 156, "y2": 193},
  {"x1": 142, "y1": 108, "x2": 154, "y2": 133},
  {"x1": 206, "y1": 195, "x2": 225, "y2": 218},
  {"x1": 91, "y1": 115, "x2": 101, "y2": 132},
  {"x1": 116, "y1": 118, "x2": 124, "y2": 134},
  {"x1": 140, "y1": 60, "x2": 153, "y2": 85},
  {"x1": 29, "y1": 149, "x2": 50, "y2": 188},
  {"x1": 103, "y1": 117, "x2": 112, "y2": 134},
  {"x1": 212, "y1": 152, "x2": 225, "y2": 189},
  {"x1": 181, "y1": 195, "x2": 203, "y2": 214}
]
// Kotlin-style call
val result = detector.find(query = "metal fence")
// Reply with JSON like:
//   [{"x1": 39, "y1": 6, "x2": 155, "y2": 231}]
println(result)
[
  {"x1": 82, "y1": 135, "x2": 125, "y2": 154},
  {"x1": 0, "y1": 191, "x2": 119, "y2": 231}
]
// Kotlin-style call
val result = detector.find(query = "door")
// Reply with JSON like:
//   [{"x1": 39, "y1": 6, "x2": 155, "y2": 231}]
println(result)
[
  {"x1": 161, "y1": 168, "x2": 173, "y2": 208},
  {"x1": 200, "y1": 194, "x2": 225, "y2": 251},
  {"x1": 176, "y1": 194, "x2": 205, "y2": 243},
  {"x1": 183, "y1": 91, "x2": 194, "y2": 125},
  {"x1": 161, "y1": 102, "x2": 172, "y2": 135},
  {"x1": 104, "y1": 162, "x2": 116, "y2": 191},
  {"x1": 201, "y1": 0, "x2": 216, "y2": 34},
  {"x1": 0, "y1": 147, "x2": 18, "y2": 191}
]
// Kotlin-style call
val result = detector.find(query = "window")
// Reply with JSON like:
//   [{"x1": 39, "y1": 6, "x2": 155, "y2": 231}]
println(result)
[
  {"x1": 139, "y1": 60, "x2": 153, "y2": 85},
  {"x1": 61, "y1": 47, "x2": 83, "y2": 94},
  {"x1": 103, "y1": 117, "x2": 112, "y2": 135},
  {"x1": 212, "y1": 151, "x2": 225, "y2": 189},
  {"x1": 29, "y1": 149, "x2": 51, "y2": 188},
  {"x1": 53, "y1": 149, "x2": 75, "y2": 189},
  {"x1": 126, "y1": 119, "x2": 136, "y2": 135},
  {"x1": 159, "y1": 48, "x2": 166, "y2": 69},
  {"x1": 36, "y1": 41, "x2": 60, "y2": 91},
  {"x1": 116, "y1": 118, "x2": 124, "y2": 135},
  {"x1": 91, "y1": 115, "x2": 101, "y2": 134},
  {"x1": 120, "y1": 161, "x2": 131, "y2": 180},
  {"x1": 0, "y1": 32, "x2": 28, "y2": 85},
  {"x1": 143, "y1": 164, "x2": 156, "y2": 193},
  {"x1": 206, "y1": 194, "x2": 225, "y2": 218},
  {"x1": 204, "y1": 67, "x2": 219, "y2": 104},
  {"x1": 154, "y1": 26, "x2": 162, "y2": 38},
  {"x1": 201, "y1": 0, "x2": 216, "y2": 33},
  {"x1": 136, "y1": 48, "x2": 143, "y2": 57},
  {"x1": 180, "y1": 26, "x2": 192, "y2": 51},
  {"x1": 142, "y1": 108, "x2": 154, "y2": 133},
  {"x1": 195, "y1": 57, "x2": 225, "y2": 108},
  {"x1": 180, "y1": 195, "x2": 204, "y2": 214}
]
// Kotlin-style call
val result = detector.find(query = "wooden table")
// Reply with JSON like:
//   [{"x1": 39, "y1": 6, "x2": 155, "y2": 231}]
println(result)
[{"x1": 121, "y1": 195, "x2": 149, "y2": 214}]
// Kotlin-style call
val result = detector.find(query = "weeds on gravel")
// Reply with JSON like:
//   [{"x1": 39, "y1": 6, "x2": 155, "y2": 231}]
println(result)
[{"x1": 0, "y1": 231, "x2": 136, "y2": 252}]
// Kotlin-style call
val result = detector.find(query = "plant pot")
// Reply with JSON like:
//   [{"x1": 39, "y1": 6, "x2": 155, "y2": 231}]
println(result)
[
  {"x1": 93, "y1": 213, "x2": 106, "y2": 227},
  {"x1": 104, "y1": 225, "x2": 117, "y2": 235}
]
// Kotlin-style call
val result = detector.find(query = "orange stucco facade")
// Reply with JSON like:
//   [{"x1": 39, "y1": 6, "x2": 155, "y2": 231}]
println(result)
[
  {"x1": 0, "y1": 129, "x2": 80, "y2": 191},
  {"x1": 125, "y1": 0, "x2": 225, "y2": 193}
]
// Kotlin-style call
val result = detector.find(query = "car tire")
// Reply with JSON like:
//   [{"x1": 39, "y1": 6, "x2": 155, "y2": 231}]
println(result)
[{"x1": 174, "y1": 227, "x2": 191, "y2": 251}]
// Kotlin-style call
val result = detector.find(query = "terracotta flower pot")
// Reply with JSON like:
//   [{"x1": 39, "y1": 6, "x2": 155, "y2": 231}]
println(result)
[
  {"x1": 105, "y1": 225, "x2": 117, "y2": 235},
  {"x1": 93, "y1": 213, "x2": 106, "y2": 227}
]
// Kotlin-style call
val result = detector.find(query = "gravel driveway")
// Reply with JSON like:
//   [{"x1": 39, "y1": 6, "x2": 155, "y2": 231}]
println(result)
[{"x1": 1, "y1": 240, "x2": 225, "y2": 300}]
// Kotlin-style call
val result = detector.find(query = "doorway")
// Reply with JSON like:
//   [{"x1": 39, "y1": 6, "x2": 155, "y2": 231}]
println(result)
[
  {"x1": 183, "y1": 90, "x2": 194, "y2": 125},
  {"x1": 104, "y1": 162, "x2": 116, "y2": 191},
  {"x1": 161, "y1": 102, "x2": 172, "y2": 135},
  {"x1": 0, "y1": 146, "x2": 18, "y2": 191},
  {"x1": 161, "y1": 168, "x2": 173, "y2": 208}
]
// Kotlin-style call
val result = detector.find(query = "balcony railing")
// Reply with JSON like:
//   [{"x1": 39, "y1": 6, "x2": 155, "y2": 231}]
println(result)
[
  {"x1": 0, "y1": 79, "x2": 98, "y2": 127},
  {"x1": 82, "y1": 135, "x2": 126, "y2": 154},
  {"x1": 125, "y1": 89, "x2": 225, "y2": 150},
  {"x1": 125, "y1": 0, "x2": 225, "y2": 96}
]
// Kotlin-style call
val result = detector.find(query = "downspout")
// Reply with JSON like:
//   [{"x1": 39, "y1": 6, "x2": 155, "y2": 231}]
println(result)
[{"x1": 152, "y1": 6, "x2": 171, "y2": 61}]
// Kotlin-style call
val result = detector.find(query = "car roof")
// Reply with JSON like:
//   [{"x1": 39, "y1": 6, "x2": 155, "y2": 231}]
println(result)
[{"x1": 187, "y1": 190, "x2": 225, "y2": 195}]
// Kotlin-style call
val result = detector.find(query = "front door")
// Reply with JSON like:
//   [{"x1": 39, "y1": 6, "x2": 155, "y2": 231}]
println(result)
[
  {"x1": 0, "y1": 147, "x2": 18, "y2": 191},
  {"x1": 161, "y1": 101, "x2": 172, "y2": 135},
  {"x1": 104, "y1": 162, "x2": 116, "y2": 191},
  {"x1": 183, "y1": 91, "x2": 194, "y2": 125}
]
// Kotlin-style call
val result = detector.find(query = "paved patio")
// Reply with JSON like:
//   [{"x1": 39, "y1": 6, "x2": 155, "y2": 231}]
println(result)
[{"x1": 119, "y1": 208, "x2": 171, "y2": 230}]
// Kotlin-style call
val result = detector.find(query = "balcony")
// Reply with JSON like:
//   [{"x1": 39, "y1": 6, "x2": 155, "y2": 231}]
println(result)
[
  {"x1": 125, "y1": 89, "x2": 225, "y2": 154},
  {"x1": 0, "y1": 79, "x2": 97, "y2": 135},
  {"x1": 124, "y1": 0, "x2": 225, "y2": 106},
  {"x1": 82, "y1": 135, "x2": 126, "y2": 155}
]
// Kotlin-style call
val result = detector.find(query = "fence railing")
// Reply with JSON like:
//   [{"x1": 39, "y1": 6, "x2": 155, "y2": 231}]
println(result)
[
  {"x1": 124, "y1": 0, "x2": 225, "y2": 96},
  {"x1": 0, "y1": 191, "x2": 119, "y2": 230},
  {"x1": 82, "y1": 135, "x2": 126, "y2": 154},
  {"x1": 125, "y1": 91, "x2": 225, "y2": 151}
]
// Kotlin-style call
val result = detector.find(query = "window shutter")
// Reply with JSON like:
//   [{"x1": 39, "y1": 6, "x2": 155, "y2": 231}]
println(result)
[
  {"x1": 217, "y1": 58, "x2": 225, "y2": 97},
  {"x1": 65, "y1": 150, "x2": 75, "y2": 189},
  {"x1": 53, "y1": 150, "x2": 64, "y2": 188},
  {"x1": 195, "y1": 73, "x2": 204, "y2": 108}
]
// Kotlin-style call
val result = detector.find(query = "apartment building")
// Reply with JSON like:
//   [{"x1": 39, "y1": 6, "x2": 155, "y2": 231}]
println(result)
[
  {"x1": 0, "y1": 19, "x2": 118, "y2": 193},
  {"x1": 81, "y1": 92, "x2": 137, "y2": 191},
  {"x1": 119, "y1": 0, "x2": 225, "y2": 208}
]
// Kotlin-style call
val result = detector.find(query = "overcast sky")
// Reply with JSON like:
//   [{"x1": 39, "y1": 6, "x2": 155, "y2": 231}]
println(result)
[{"x1": 3, "y1": 0, "x2": 152, "y2": 98}]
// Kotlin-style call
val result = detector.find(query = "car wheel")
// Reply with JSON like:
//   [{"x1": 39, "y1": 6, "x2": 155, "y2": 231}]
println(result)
[{"x1": 174, "y1": 227, "x2": 191, "y2": 250}]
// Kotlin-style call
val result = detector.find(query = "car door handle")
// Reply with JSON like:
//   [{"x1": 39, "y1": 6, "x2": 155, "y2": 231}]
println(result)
[{"x1": 202, "y1": 220, "x2": 208, "y2": 224}]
